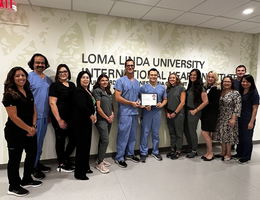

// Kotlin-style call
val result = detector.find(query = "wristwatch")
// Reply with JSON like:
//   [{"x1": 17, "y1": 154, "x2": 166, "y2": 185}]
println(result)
[{"x1": 32, "y1": 124, "x2": 37, "y2": 129}]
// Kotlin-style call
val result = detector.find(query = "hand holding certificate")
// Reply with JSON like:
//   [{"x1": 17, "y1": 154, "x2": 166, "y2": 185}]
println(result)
[{"x1": 141, "y1": 93, "x2": 157, "y2": 106}]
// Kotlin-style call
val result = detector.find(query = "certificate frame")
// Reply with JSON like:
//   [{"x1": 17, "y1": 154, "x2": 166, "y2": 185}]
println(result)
[{"x1": 140, "y1": 93, "x2": 157, "y2": 106}]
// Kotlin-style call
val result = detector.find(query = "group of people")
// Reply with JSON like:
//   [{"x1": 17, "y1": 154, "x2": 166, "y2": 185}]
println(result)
[{"x1": 2, "y1": 54, "x2": 259, "y2": 197}]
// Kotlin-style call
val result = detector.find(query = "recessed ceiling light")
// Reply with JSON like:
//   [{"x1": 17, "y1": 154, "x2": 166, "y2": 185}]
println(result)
[{"x1": 243, "y1": 8, "x2": 253, "y2": 15}]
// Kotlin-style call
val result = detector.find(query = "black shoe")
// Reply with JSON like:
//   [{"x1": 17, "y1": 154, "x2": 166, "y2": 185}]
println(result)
[
  {"x1": 238, "y1": 159, "x2": 250, "y2": 165},
  {"x1": 125, "y1": 155, "x2": 140, "y2": 163},
  {"x1": 186, "y1": 151, "x2": 197, "y2": 158},
  {"x1": 7, "y1": 186, "x2": 29, "y2": 197},
  {"x1": 74, "y1": 175, "x2": 89, "y2": 180},
  {"x1": 203, "y1": 156, "x2": 215, "y2": 161},
  {"x1": 171, "y1": 151, "x2": 181, "y2": 160},
  {"x1": 201, "y1": 156, "x2": 206, "y2": 159},
  {"x1": 57, "y1": 164, "x2": 74, "y2": 172},
  {"x1": 65, "y1": 159, "x2": 75, "y2": 169},
  {"x1": 140, "y1": 155, "x2": 147, "y2": 163},
  {"x1": 115, "y1": 160, "x2": 127, "y2": 168},
  {"x1": 151, "y1": 153, "x2": 163, "y2": 161},
  {"x1": 32, "y1": 167, "x2": 45, "y2": 179},
  {"x1": 86, "y1": 169, "x2": 93, "y2": 174},
  {"x1": 21, "y1": 180, "x2": 42, "y2": 188},
  {"x1": 166, "y1": 150, "x2": 175, "y2": 158},
  {"x1": 37, "y1": 162, "x2": 51, "y2": 173}
]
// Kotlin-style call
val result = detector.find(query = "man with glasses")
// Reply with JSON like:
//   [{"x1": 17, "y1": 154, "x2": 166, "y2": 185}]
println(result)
[
  {"x1": 28, "y1": 53, "x2": 52, "y2": 179},
  {"x1": 114, "y1": 58, "x2": 140, "y2": 168}
]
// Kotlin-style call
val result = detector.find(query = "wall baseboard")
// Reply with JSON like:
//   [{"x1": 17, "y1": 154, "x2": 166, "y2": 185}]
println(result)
[{"x1": 1, "y1": 141, "x2": 260, "y2": 169}]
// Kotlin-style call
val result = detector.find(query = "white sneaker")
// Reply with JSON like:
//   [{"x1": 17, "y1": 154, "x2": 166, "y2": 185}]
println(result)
[
  {"x1": 103, "y1": 160, "x2": 111, "y2": 167},
  {"x1": 96, "y1": 159, "x2": 110, "y2": 167},
  {"x1": 95, "y1": 162, "x2": 109, "y2": 174}
]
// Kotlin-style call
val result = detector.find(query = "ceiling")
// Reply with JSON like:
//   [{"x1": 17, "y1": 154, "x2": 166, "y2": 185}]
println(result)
[{"x1": 17, "y1": 0, "x2": 260, "y2": 34}]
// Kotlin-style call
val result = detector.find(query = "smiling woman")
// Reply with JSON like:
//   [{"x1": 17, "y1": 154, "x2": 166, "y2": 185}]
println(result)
[{"x1": 2, "y1": 67, "x2": 41, "y2": 197}]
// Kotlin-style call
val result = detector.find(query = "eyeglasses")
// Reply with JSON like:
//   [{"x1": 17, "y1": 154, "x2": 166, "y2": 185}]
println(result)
[
  {"x1": 126, "y1": 65, "x2": 134, "y2": 68},
  {"x1": 34, "y1": 61, "x2": 45, "y2": 65},
  {"x1": 59, "y1": 70, "x2": 68, "y2": 74}
]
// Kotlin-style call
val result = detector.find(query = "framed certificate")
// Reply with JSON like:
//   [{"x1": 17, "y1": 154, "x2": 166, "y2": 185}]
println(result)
[{"x1": 141, "y1": 93, "x2": 157, "y2": 106}]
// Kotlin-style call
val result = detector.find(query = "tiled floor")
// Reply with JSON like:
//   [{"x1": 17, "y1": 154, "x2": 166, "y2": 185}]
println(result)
[{"x1": 1, "y1": 145, "x2": 260, "y2": 200}]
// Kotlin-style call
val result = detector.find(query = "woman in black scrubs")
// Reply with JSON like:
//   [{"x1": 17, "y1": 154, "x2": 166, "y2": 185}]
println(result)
[
  {"x1": 49, "y1": 64, "x2": 76, "y2": 172},
  {"x1": 73, "y1": 71, "x2": 96, "y2": 180},
  {"x1": 2, "y1": 67, "x2": 41, "y2": 197}
]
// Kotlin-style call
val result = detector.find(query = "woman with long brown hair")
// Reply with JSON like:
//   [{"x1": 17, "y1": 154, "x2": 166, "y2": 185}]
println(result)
[
  {"x1": 3, "y1": 67, "x2": 41, "y2": 197},
  {"x1": 93, "y1": 74, "x2": 114, "y2": 173}
]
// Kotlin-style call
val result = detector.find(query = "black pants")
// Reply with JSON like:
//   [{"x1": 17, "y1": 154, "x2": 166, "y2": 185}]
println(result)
[
  {"x1": 54, "y1": 126, "x2": 76, "y2": 165},
  {"x1": 74, "y1": 123, "x2": 92, "y2": 177},
  {"x1": 5, "y1": 132, "x2": 37, "y2": 190}
]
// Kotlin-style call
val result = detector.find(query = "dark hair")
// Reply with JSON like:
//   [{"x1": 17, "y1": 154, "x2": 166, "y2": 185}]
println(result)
[
  {"x1": 148, "y1": 68, "x2": 158, "y2": 75},
  {"x1": 27, "y1": 53, "x2": 50, "y2": 70},
  {"x1": 166, "y1": 73, "x2": 183, "y2": 93},
  {"x1": 93, "y1": 74, "x2": 112, "y2": 95},
  {"x1": 3, "y1": 66, "x2": 30, "y2": 100},
  {"x1": 236, "y1": 65, "x2": 246, "y2": 72},
  {"x1": 187, "y1": 69, "x2": 203, "y2": 106},
  {"x1": 76, "y1": 70, "x2": 92, "y2": 90},
  {"x1": 55, "y1": 64, "x2": 71, "y2": 81},
  {"x1": 221, "y1": 76, "x2": 235, "y2": 90},
  {"x1": 125, "y1": 57, "x2": 135, "y2": 67},
  {"x1": 239, "y1": 74, "x2": 256, "y2": 98}
]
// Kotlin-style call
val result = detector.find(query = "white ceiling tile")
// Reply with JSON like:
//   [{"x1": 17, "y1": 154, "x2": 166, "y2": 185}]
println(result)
[
  {"x1": 243, "y1": 26, "x2": 260, "y2": 34},
  {"x1": 191, "y1": 0, "x2": 251, "y2": 15},
  {"x1": 110, "y1": 1, "x2": 151, "y2": 19},
  {"x1": 221, "y1": 21, "x2": 260, "y2": 32},
  {"x1": 120, "y1": 0, "x2": 160, "y2": 6},
  {"x1": 29, "y1": 0, "x2": 71, "y2": 10},
  {"x1": 171, "y1": 12, "x2": 214, "y2": 26},
  {"x1": 246, "y1": 14, "x2": 260, "y2": 22},
  {"x1": 221, "y1": 1, "x2": 260, "y2": 20},
  {"x1": 199, "y1": 17, "x2": 240, "y2": 29},
  {"x1": 157, "y1": 0, "x2": 205, "y2": 11},
  {"x1": 73, "y1": 0, "x2": 114, "y2": 15},
  {"x1": 142, "y1": 7, "x2": 184, "y2": 22}
]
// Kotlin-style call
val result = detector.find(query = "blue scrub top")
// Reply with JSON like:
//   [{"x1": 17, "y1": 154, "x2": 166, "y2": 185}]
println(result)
[
  {"x1": 28, "y1": 71, "x2": 52, "y2": 118},
  {"x1": 140, "y1": 83, "x2": 167, "y2": 113},
  {"x1": 234, "y1": 79, "x2": 240, "y2": 91},
  {"x1": 240, "y1": 90, "x2": 259, "y2": 121},
  {"x1": 114, "y1": 76, "x2": 140, "y2": 116}
]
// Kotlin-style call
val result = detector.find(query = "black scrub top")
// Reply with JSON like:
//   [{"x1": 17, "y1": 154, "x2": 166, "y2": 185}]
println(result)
[
  {"x1": 49, "y1": 81, "x2": 76, "y2": 128},
  {"x1": 2, "y1": 89, "x2": 34, "y2": 135}
]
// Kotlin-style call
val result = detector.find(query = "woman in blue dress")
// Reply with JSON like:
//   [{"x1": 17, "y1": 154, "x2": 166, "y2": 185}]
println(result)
[{"x1": 236, "y1": 74, "x2": 259, "y2": 164}]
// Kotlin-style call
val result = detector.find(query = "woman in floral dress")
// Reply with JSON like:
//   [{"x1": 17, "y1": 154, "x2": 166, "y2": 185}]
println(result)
[{"x1": 212, "y1": 76, "x2": 241, "y2": 161}]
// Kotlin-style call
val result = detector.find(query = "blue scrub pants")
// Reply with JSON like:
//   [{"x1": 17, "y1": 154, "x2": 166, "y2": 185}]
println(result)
[
  {"x1": 115, "y1": 115, "x2": 137, "y2": 161},
  {"x1": 237, "y1": 123, "x2": 254, "y2": 161},
  {"x1": 140, "y1": 109, "x2": 161, "y2": 155},
  {"x1": 34, "y1": 117, "x2": 48, "y2": 167}
]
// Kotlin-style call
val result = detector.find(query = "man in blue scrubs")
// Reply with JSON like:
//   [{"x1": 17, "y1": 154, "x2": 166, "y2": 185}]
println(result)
[
  {"x1": 28, "y1": 53, "x2": 52, "y2": 179},
  {"x1": 114, "y1": 58, "x2": 140, "y2": 168},
  {"x1": 139, "y1": 68, "x2": 167, "y2": 163}
]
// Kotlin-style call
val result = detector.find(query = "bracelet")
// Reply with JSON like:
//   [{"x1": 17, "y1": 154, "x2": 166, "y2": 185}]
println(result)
[
  {"x1": 174, "y1": 111, "x2": 177, "y2": 114},
  {"x1": 112, "y1": 112, "x2": 114, "y2": 115},
  {"x1": 28, "y1": 127, "x2": 32, "y2": 133}
]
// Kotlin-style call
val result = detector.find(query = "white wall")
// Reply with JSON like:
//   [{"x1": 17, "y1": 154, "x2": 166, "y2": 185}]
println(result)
[{"x1": 0, "y1": 4, "x2": 259, "y2": 164}]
